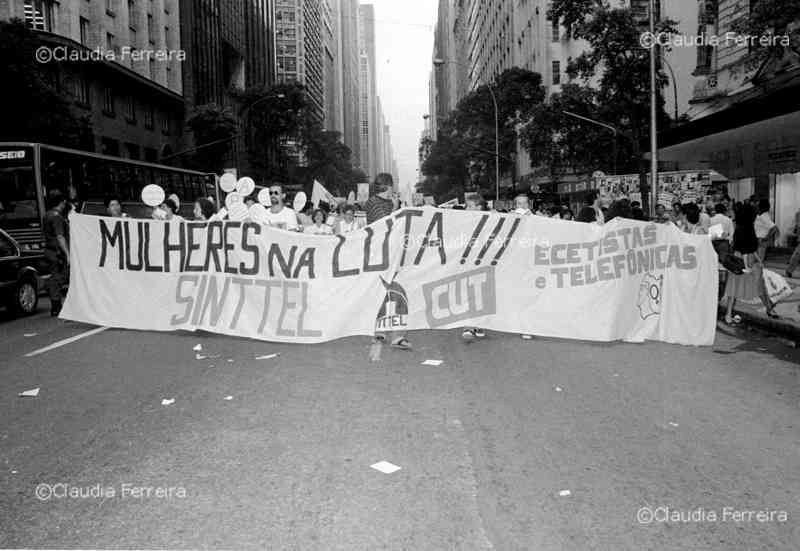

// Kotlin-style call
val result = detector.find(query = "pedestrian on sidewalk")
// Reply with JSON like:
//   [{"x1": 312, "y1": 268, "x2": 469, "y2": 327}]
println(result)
[
  {"x1": 755, "y1": 199, "x2": 778, "y2": 262},
  {"x1": 723, "y1": 203, "x2": 777, "y2": 324}
]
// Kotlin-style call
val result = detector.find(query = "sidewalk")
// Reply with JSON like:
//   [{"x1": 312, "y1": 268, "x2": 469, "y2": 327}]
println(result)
[{"x1": 719, "y1": 253, "x2": 800, "y2": 341}]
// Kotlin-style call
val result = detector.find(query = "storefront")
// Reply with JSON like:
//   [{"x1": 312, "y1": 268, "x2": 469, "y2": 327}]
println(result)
[{"x1": 658, "y1": 72, "x2": 800, "y2": 246}]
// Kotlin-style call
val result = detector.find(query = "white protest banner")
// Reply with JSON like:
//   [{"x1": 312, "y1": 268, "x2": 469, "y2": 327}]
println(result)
[{"x1": 61, "y1": 211, "x2": 718, "y2": 346}]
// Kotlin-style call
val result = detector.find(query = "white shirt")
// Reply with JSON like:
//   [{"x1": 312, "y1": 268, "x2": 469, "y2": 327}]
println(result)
[
  {"x1": 709, "y1": 213, "x2": 734, "y2": 241},
  {"x1": 699, "y1": 211, "x2": 711, "y2": 232},
  {"x1": 307, "y1": 223, "x2": 333, "y2": 235},
  {"x1": 513, "y1": 208, "x2": 533, "y2": 216},
  {"x1": 754, "y1": 212, "x2": 775, "y2": 239},
  {"x1": 264, "y1": 206, "x2": 299, "y2": 231},
  {"x1": 337, "y1": 219, "x2": 358, "y2": 234}
]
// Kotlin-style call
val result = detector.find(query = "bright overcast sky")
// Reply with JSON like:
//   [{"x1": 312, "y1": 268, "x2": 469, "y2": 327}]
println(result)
[{"x1": 367, "y1": 0, "x2": 438, "y2": 195}]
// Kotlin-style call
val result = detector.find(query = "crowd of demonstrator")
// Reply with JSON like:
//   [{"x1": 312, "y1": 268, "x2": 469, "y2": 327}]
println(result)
[{"x1": 42, "y1": 175, "x2": 787, "y2": 331}]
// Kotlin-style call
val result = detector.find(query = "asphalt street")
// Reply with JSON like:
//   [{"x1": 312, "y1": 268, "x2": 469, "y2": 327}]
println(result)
[{"x1": 1, "y1": 301, "x2": 799, "y2": 550}]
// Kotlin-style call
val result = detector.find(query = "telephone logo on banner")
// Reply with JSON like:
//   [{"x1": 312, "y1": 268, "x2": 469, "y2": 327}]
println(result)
[
  {"x1": 638, "y1": 273, "x2": 663, "y2": 320},
  {"x1": 257, "y1": 188, "x2": 271, "y2": 205},
  {"x1": 141, "y1": 184, "x2": 165, "y2": 207},
  {"x1": 376, "y1": 274, "x2": 409, "y2": 331}
]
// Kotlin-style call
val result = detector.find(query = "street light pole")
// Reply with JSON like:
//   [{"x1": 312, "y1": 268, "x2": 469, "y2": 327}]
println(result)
[
  {"x1": 649, "y1": 0, "x2": 659, "y2": 217},
  {"x1": 433, "y1": 58, "x2": 501, "y2": 203},
  {"x1": 562, "y1": 110, "x2": 620, "y2": 176}
]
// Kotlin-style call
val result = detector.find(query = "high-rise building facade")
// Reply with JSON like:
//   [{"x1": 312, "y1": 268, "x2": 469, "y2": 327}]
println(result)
[
  {"x1": 339, "y1": 0, "x2": 361, "y2": 168},
  {"x1": 2, "y1": 0, "x2": 185, "y2": 161},
  {"x1": 358, "y1": 3, "x2": 378, "y2": 178},
  {"x1": 276, "y1": 0, "x2": 324, "y2": 122},
  {"x1": 322, "y1": 0, "x2": 344, "y2": 134},
  {"x1": 180, "y1": 0, "x2": 277, "y2": 175}
]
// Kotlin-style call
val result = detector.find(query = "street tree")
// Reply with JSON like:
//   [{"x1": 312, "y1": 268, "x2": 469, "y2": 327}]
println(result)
[
  {"x1": 185, "y1": 104, "x2": 238, "y2": 174},
  {"x1": 530, "y1": 0, "x2": 677, "y2": 211},
  {"x1": 422, "y1": 68, "x2": 545, "y2": 199},
  {"x1": 0, "y1": 20, "x2": 91, "y2": 148}
]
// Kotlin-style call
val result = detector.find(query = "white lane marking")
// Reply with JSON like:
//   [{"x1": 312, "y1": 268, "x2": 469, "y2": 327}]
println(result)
[{"x1": 24, "y1": 327, "x2": 109, "y2": 358}]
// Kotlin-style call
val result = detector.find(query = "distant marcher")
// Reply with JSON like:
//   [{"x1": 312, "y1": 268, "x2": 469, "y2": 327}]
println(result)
[
  {"x1": 709, "y1": 203, "x2": 734, "y2": 241},
  {"x1": 576, "y1": 206, "x2": 597, "y2": 224},
  {"x1": 44, "y1": 192, "x2": 70, "y2": 317},
  {"x1": 264, "y1": 184, "x2": 299, "y2": 231},
  {"x1": 104, "y1": 196, "x2": 125, "y2": 218},
  {"x1": 307, "y1": 209, "x2": 333, "y2": 235},
  {"x1": 560, "y1": 206, "x2": 574, "y2": 221},
  {"x1": 512, "y1": 194, "x2": 533, "y2": 216},
  {"x1": 681, "y1": 203, "x2": 706, "y2": 235},
  {"x1": 194, "y1": 198, "x2": 216, "y2": 221},
  {"x1": 335, "y1": 204, "x2": 359, "y2": 234}
]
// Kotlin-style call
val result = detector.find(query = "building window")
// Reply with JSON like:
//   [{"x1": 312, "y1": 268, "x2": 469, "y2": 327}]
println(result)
[
  {"x1": 106, "y1": 0, "x2": 115, "y2": 16},
  {"x1": 80, "y1": 17, "x2": 90, "y2": 46},
  {"x1": 551, "y1": 17, "x2": 559, "y2": 42},
  {"x1": 148, "y1": 58, "x2": 155, "y2": 78},
  {"x1": 164, "y1": 26, "x2": 169, "y2": 48},
  {"x1": 165, "y1": 65, "x2": 172, "y2": 87},
  {"x1": 147, "y1": 14, "x2": 154, "y2": 44},
  {"x1": 103, "y1": 86, "x2": 115, "y2": 115},
  {"x1": 125, "y1": 143, "x2": 140, "y2": 160},
  {"x1": 73, "y1": 75, "x2": 90, "y2": 105},
  {"x1": 160, "y1": 112, "x2": 170, "y2": 134},
  {"x1": 101, "y1": 137, "x2": 120, "y2": 156},
  {"x1": 144, "y1": 104, "x2": 154, "y2": 129},
  {"x1": 127, "y1": 0, "x2": 135, "y2": 23},
  {"x1": 23, "y1": 0, "x2": 55, "y2": 32},
  {"x1": 552, "y1": 60, "x2": 561, "y2": 85},
  {"x1": 695, "y1": 44, "x2": 713, "y2": 75},
  {"x1": 106, "y1": 32, "x2": 115, "y2": 52},
  {"x1": 124, "y1": 95, "x2": 136, "y2": 123}
]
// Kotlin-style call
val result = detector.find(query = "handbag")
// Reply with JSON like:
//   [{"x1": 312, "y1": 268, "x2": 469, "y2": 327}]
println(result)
[{"x1": 712, "y1": 239, "x2": 745, "y2": 275}]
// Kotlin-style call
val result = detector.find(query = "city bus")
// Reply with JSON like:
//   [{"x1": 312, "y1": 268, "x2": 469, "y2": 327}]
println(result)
[{"x1": 0, "y1": 143, "x2": 218, "y2": 249}]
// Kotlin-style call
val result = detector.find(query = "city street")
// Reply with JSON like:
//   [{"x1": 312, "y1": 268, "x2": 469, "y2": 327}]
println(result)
[{"x1": 2, "y1": 302, "x2": 799, "y2": 550}]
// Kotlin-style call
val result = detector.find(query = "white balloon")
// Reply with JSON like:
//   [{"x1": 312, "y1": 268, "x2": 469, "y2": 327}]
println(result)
[
  {"x1": 220, "y1": 173, "x2": 237, "y2": 193},
  {"x1": 293, "y1": 191, "x2": 308, "y2": 213},
  {"x1": 225, "y1": 192, "x2": 244, "y2": 209},
  {"x1": 257, "y1": 188, "x2": 271, "y2": 205},
  {"x1": 141, "y1": 184, "x2": 165, "y2": 207},
  {"x1": 236, "y1": 177, "x2": 256, "y2": 197},
  {"x1": 248, "y1": 203, "x2": 269, "y2": 224},
  {"x1": 228, "y1": 202, "x2": 249, "y2": 221}
]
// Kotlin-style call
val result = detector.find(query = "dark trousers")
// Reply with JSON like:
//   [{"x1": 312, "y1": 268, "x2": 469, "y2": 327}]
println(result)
[{"x1": 45, "y1": 251, "x2": 67, "y2": 304}]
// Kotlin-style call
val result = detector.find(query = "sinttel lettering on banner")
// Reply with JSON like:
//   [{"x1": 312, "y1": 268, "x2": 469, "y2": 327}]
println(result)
[{"x1": 171, "y1": 275, "x2": 321, "y2": 337}]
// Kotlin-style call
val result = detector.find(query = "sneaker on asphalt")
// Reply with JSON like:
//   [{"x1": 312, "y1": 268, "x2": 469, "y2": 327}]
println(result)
[
  {"x1": 474, "y1": 329, "x2": 486, "y2": 338},
  {"x1": 462, "y1": 328, "x2": 476, "y2": 341}
]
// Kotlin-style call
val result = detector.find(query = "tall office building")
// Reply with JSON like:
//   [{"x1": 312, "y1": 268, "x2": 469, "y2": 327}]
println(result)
[
  {"x1": 322, "y1": 0, "x2": 344, "y2": 134},
  {"x1": 338, "y1": 0, "x2": 361, "y2": 167},
  {"x1": 1, "y1": 0, "x2": 185, "y2": 160},
  {"x1": 180, "y1": 0, "x2": 277, "y2": 174},
  {"x1": 358, "y1": 3, "x2": 378, "y2": 178},
  {"x1": 276, "y1": 0, "x2": 324, "y2": 122}
]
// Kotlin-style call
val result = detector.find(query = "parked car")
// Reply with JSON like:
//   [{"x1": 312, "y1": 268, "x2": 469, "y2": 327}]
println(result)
[{"x1": 0, "y1": 229, "x2": 48, "y2": 316}]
